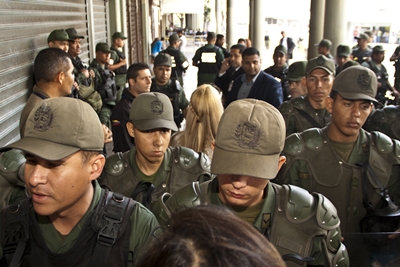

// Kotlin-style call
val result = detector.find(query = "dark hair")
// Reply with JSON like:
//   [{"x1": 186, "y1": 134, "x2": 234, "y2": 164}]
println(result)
[
  {"x1": 237, "y1": 38, "x2": 245, "y2": 43},
  {"x1": 135, "y1": 205, "x2": 286, "y2": 267},
  {"x1": 127, "y1": 63, "x2": 150, "y2": 81},
  {"x1": 242, "y1": 47, "x2": 260, "y2": 58},
  {"x1": 216, "y1": 34, "x2": 224, "y2": 40},
  {"x1": 230, "y1": 44, "x2": 245, "y2": 54},
  {"x1": 34, "y1": 48, "x2": 71, "y2": 83}
]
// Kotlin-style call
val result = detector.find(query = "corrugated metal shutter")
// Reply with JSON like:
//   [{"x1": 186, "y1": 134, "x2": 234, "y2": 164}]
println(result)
[
  {"x1": 0, "y1": 0, "x2": 91, "y2": 147},
  {"x1": 127, "y1": 0, "x2": 144, "y2": 63},
  {"x1": 92, "y1": 0, "x2": 108, "y2": 44}
]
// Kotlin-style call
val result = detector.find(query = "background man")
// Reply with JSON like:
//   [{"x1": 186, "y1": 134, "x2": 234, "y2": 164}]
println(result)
[
  {"x1": 99, "y1": 92, "x2": 212, "y2": 209},
  {"x1": 215, "y1": 34, "x2": 230, "y2": 58},
  {"x1": 389, "y1": 44, "x2": 400, "y2": 90},
  {"x1": 335, "y1": 44, "x2": 351, "y2": 76},
  {"x1": 192, "y1": 31, "x2": 224, "y2": 86},
  {"x1": 285, "y1": 60, "x2": 307, "y2": 98},
  {"x1": 351, "y1": 33, "x2": 372, "y2": 64},
  {"x1": 177, "y1": 29, "x2": 187, "y2": 52},
  {"x1": 279, "y1": 31, "x2": 295, "y2": 61},
  {"x1": 47, "y1": 29, "x2": 69, "y2": 52},
  {"x1": 277, "y1": 66, "x2": 400, "y2": 266},
  {"x1": 161, "y1": 33, "x2": 189, "y2": 86},
  {"x1": 153, "y1": 99, "x2": 349, "y2": 267},
  {"x1": 264, "y1": 45, "x2": 289, "y2": 101},
  {"x1": 279, "y1": 55, "x2": 335, "y2": 136},
  {"x1": 225, "y1": 47, "x2": 282, "y2": 108},
  {"x1": 0, "y1": 98, "x2": 159, "y2": 265},
  {"x1": 150, "y1": 53, "x2": 189, "y2": 129},
  {"x1": 111, "y1": 63, "x2": 152, "y2": 153},
  {"x1": 108, "y1": 32, "x2": 128, "y2": 102},
  {"x1": 316, "y1": 39, "x2": 334, "y2": 60}
]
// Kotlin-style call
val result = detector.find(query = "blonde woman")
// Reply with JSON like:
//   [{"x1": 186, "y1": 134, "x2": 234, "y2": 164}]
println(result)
[{"x1": 170, "y1": 84, "x2": 224, "y2": 160}]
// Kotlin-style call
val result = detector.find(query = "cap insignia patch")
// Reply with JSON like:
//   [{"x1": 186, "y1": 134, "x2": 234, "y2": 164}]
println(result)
[
  {"x1": 234, "y1": 122, "x2": 261, "y2": 149},
  {"x1": 33, "y1": 103, "x2": 53, "y2": 132},
  {"x1": 357, "y1": 73, "x2": 371, "y2": 91},
  {"x1": 316, "y1": 57, "x2": 325, "y2": 66},
  {"x1": 151, "y1": 100, "x2": 163, "y2": 115}
]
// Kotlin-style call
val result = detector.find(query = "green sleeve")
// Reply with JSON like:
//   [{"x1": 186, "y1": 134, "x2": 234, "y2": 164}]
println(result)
[
  {"x1": 217, "y1": 49, "x2": 225, "y2": 63},
  {"x1": 277, "y1": 158, "x2": 312, "y2": 191},
  {"x1": 178, "y1": 89, "x2": 189, "y2": 110},
  {"x1": 192, "y1": 48, "x2": 201, "y2": 63},
  {"x1": 75, "y1": 72, "x2": 88, "y2": 86},
  {"x1": 110, "y1": 51, "x2": 119, "y2": 63}
]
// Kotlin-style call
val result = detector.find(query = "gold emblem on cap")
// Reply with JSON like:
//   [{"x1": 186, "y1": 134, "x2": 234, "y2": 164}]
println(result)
[
  {"x1": 33, "y1": 103, "x2": 53, "y2": 132},
  {"x1": 356, "y1": 73, "x2": 371, "y2": 91},
  {"x1": 150, "y1": 100, "x2": 163, "y2": 115},
  {"x1": 234, "y1": 122, "x2": 261, "y2": 149}
]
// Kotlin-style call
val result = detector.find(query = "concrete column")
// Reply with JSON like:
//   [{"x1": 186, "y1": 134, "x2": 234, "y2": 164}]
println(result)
[
  {"x1": 249, "y1": 0, "x2": 254, "y2": 41},
  {"x1": 226, "y1": 0, "x2": 235, "y2": 48},
  {"x1": 308, "y1": 0, "x2": 325, "y2": 59},
  {"x1": 215, "y1": 0, "x2": 222, "y2": 34},
  {"x1": 142, "y1": 0, "x2": 151, "y2": 64},
  {"x1": 86, "y1": 0, "x2": 96, "y2": 60},
  {"x1": 324, "y1": 0, "x2": 347, "y2": 58},
  {"x1": 251, "y1": 0, "x2": 265, "y2": 58}
]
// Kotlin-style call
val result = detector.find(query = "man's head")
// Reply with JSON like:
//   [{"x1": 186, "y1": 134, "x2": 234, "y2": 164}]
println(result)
[
  {"x1": 316, "y1": 39, "x2": 332, "y2": 56},
  {"x1": 281, "y1": 31, "x2": 286, "y2": 38},
  {"x1": 169, "y1": 34, "x2": 181, "y2": 48},
  {"x1": 371, "y1": 45, "x2": 385, "y2": 64},
  {"x1": 207, "y1": 32, "x2": 217, "y2": 44},
  {"x1": 0, "y1": 98, "x2": 105, "y2": 216},
  {"x1": 127, "y1": 63, "x2": 152, "y2": 96},
  {"x1": 216, "y1": 34, "x2": 225, "y2": 47},
  {"x1": 237, "y1": 38, "x2": 246, "y2": 46},
  {"x1": 336, "y1": 45, "x2": 351, "y2": 68},
  {"x1": 272, "y1": 45, "x2": 287, "y2": 68},
  {"x1": 241, "y1": 47, "x2": 262, "y2": 80},
  {"x1": 65, "y1": 28, "x2": 84, "y2": 58},
  {"x1": 286, "y1": 61, "x2": 307, "y2": 97},
  {"x1": 112, "y1": 32, "x2": 127, "y2": 48},
  {"x1": 356, "y1": 33, "x2": 369, "y2": 50},
  {"x1": 326, "y1": 66, "x2": 377, "y2": 142},
  {"x1": 127, "y1": 93, "x2": 177, "y2": 164},
  {"x1": 153, "y1": 53, "x2": 172, "y2": 85},
  {"x1": 34, "y1": 48, "x2": 74, "y2": 97},
  {"x1": 364, "y1": 31, "x2": 374, "y2": 43},
  {"x1": 95, "y1": 42, "x2": 112, "y2": 65},
  {"x1": 229, "y1": 44, "x2": 245, "y2": 68},
  {"x1": 211, "y1": 99, "x2": 286, "y2": 207},
  {"x1": 305, "y1": 55, "x2": 335, "y2": 108},
  {"x1": 47, "y1": 29, "x2": 70, "y2": 52},
  {"x1": 177, "y1": 29, "x2": 184, "y2": 37}
]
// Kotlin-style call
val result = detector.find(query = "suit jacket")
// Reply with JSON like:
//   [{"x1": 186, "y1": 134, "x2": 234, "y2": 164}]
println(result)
[
  {"x1": 225, "y1": 71, "x2": 283, "y2": 108},
  {"x1": 279, "y1": 37, "x2": 296, "y2": 58},
  {"x1": 214, "y1": 67, "x2": 245, "y2": 97}
]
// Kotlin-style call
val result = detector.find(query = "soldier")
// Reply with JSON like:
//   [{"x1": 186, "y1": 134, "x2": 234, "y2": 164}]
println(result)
[
  {"x1": 108, "y1": 32, "x2": 128, "y2": 102},
  {"x1": 279, "y1": 55, "x2": 335, "y2": 136},
  {"x1": 153, "y1": 98, "x2": 349, "y2": 267},
  {"x1": 111, "y1": 63, "x2": 152, "y2": 153},
  {"x1": 90, "y1": 42, "x2": 118, "y2": 128},
  {"x1": 364, "y1": 105, "x2": 400, "y2": 140},
  {"x1": 351, "y1": 33, "x2": 372, "y2": 64},
  {"x1": 277, "y1": 66, "x2": 400, "y2": 266},
  {"x1": 0, "y1": 98, "x2": 160, "y2": 266},
  {"x1": 264, "y1": 45, "x2": 290, "y2": 101},
  {"x1": 99, "y1": 92, "x2": 212, "y2": 210},
  {"x1": 335, "y1": 45, "x2": 351, "y2": 76},
  {"x1": 192, "y1": 31, "x2": 224, "y2": 86},
  {"x1": 161, "y1": 33, "x2": 189, "y2": 86},
  {"x1": 215, "y1": 34, "x2": 230, "y2": 58},
  {"x1": 316, "y1": 39, "x2": 334, "y2": 60},
  {"x1": 285, "y1": 60, "x2": 307, "y2": 98},
  {"x1": 47, "y1": 29, "x2": 69, "y2": 52},
  {"x1": 362, "y1": 45, "x2": 400, "y2": 106},
  {"x1": 150, "y1": 53, "x2": 189, "y2": 129},
  {"x1": 389, "y1": 44, "x2": 400, "y2": 91}
]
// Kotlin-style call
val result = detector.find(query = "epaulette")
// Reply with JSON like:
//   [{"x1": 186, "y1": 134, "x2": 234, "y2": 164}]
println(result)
[{"x1": 290, "y1": 96, "x2": 306, "y2": 110}]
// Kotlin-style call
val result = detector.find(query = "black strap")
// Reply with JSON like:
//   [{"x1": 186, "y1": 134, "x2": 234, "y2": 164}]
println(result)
[
  {"x1": 130, "y1": 181, "x2": 155, "y2": 209},
  {"x1": 282, "y1": 253, "x2": 314, "y2": 263},
  {"x1": 296, "y1": 108, "x2": 323, "y2": 128},
  {"x1": 32, "y1": 91, "x2": 48, "y2": 100}
]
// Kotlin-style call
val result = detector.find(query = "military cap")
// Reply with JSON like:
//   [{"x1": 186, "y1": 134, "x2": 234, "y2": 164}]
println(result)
[
  {"x1": 356, "y1": 33, "x2": 369, "y2": 40},
  {"x1": 65, "y1": 28, "x2": 84, "y2": 40},
  {"x1": 154, "y1": 53, "x2": 172, "y2": 67},
  {"x1": 129, "y1": 92, "x2": 178, "y2": 132},
  {"x1": 372, "y1": 45, "x2": 385, "y2": 53},
  {"x1": 306, "y1": 55, "x2": 335, "y2": 75},
  {"x1": 47, "y1": 29, "x2": 70, "y2": 42},
  {"x1": 207, "y1": 31, "x2": 216, "y2": 40},
  {"x1": 316, "y1": 39, "x2": 332, "y2": 49},
  {"x1": 112, "y1": 32, "x2": 127, "y2": 39},
  {"x1": 0, "y1": 98, "x2": 104, "y2": 160},
  {"x1": 336, "y1": 45, "x2": 351, "y2": 57},
  {"x1": 286, "y1": 61, "x2": 307, "y2": 81},
  {"x1": 332, "y1": 65, "x2": 378, "y2": 103},
  {"x1": 274, "y1": 45, "x2": 287, "y2": 55},
  {"x1": 211, "y1": 99, "x2": 285, "y2": 179},
  {"x1": 96, "y1": 42, "x2": 112, "y2": 53},
  {"x1": 169, "y1": 33, "x2": 180, "y2": 44}
]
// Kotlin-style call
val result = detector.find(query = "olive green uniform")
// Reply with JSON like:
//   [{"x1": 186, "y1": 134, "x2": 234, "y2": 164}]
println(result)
[
  {"x1": 110, "y1": 45, "x2": 127, "y2": 102},
  {"x1": 279, "y1": 96, "x2": 331, "y2": 136},
  {"x1": 276, "y1": 127, "x2": 400, "y2": 266},
  {"x1": 192, "y1": 44, "x2": 224, "y2": 86},
  {"x1": 363, "y1": 105, "x2": 400, "y2": 140}
]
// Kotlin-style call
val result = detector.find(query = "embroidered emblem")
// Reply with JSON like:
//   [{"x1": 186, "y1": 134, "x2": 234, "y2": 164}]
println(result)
[
  {"x1": 150, "y1": 99, "x2": 163, "y2": 115},
  {"x1": 33, "y1": 103, "x2": 53, "y2": 132},
  {"x1": 361, "y1": 142, "x2": 369, "y2": 153},
  {"x1": 234, "y1": 122, "x2": 261, "y2": 149},
  {"x1": 357, "y1": 73, "x2": 371, "y2": 91},
  {"x1": 316, "y1": 56, "x2": 325, "y2": 66},
  {"x1": 262, "y1": 213, "x2": 271, "y2": 230}
]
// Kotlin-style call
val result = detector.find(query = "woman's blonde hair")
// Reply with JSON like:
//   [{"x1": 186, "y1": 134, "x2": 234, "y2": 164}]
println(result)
[{"x1": 177, "y1": 84, "x2": 223, "y2": 159}]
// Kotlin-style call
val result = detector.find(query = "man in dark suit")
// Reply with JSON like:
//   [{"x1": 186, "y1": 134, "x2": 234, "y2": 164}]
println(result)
[
  {"x1": 279, "y1": 31, "x2": 296, "y2": 60},
  {"x1": 225, "y1": 47, "x2": 283, "y2": 108}
]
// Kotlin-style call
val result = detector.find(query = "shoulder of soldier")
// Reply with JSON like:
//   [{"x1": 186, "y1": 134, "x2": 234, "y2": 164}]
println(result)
[
  {"x1": 101, "y1": 151, "x2": 127, "y2": 178},
  {"x1": 278, "y1": 100, "x2": 294, "y2": 115},
  {"x1": 170, "y1": 146, "x2": 212, "y2": 173},
  {"x1": 0, "y1": 149, "x2": 26, "y2": 186},
  {"x1": 369, "y1": 130, "x2": 400, "y2": 160},
  {"x1": 289, "y1": 96, "x2": 307, "y2": 110},
  {"x1": 283, "y1": 128, "x2": 324, "y2": 156}
]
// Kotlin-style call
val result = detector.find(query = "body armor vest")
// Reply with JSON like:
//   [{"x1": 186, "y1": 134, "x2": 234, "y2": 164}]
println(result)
[
  {"x1": 198, "y1": 46, "x2": 220, "y2": 74},
  {"x1": 92, "y1": 63, "x2": 117, "y2": 104},
  {"x1": 163, "y1": 48, "x2": 183, "y2": 78},
  {"x1": 110, "y1": 47, "x2": 127, "y2": 75}
]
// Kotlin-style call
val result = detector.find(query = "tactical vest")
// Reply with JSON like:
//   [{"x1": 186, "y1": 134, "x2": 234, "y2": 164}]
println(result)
[
  {"x1": 163, "y1": 48, "x2": 183, "y2": 78},
  {"x1": 0, "y1": 189, "x2": 135, "y2": 267},
  {"x1": 365, "y1": 106, "x2": 400, "y2": 140},
  {"x1": 154, "y1": 180, "x2": 348, "y2": 267},
  {"x1": 100, "y1": 146, "x2": 212, "y2": 209},
  {"x1": 91, "y1": 63, "x2": 117, "y2": 104},
  {"x1": 365, "y1": 61, "x2": 389, "y2": 99},
  {"x1": 198, "y1": 46, "x2": 220, "y2": 74},
  {"x1": 110, "y1": 47, "x2": 127, "y2": 75}
]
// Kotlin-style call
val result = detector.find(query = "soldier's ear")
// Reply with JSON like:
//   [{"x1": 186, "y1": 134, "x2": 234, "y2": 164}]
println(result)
[
  {"x1": 325, "y1": 97, "x2": 334, "y2": 113},
  {"x1": 126, "y1": 122, "x2": 135, "y2": 138},
  {"x1": 55, "y1": 71, "x2": 64, "y2": 85}
]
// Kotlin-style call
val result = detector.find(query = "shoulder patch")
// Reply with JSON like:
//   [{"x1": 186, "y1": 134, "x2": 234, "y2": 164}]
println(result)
[
  {"x1": 279, "y1": 101, "x2": 293, "y2": 115},
  {"x1": 290, "y1": 96, "x2": 306, "y2": 110},
  {"x1": 302, "y1": 128, "x2": 324, "y2": 151},
  {"x1": 283, "y1": 133, "x2": 304, "y2": 155},
  {"x1": 104, "y1": 152, "x2": 125, "y2": 176}
]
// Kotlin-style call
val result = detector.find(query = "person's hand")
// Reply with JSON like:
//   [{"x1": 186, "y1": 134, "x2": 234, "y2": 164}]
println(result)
[
  {"x1": 102, "y1": 124, "x2": 113, "y2": 144},
  {"x1": 81, "y1": 69, "x2": 90, "y2": 78},
  {"x1": 89, "y1": 69, "x2": 95, "y2": 78},
  {"x1": 219, "y1": 58, "x2": 230, "y2": 74},
  {"x1": 73, "y1": 81, "x2": 79, "y2": 91},
  {"x1": 388, "y1": 228, "x2": 400, "y2": 239}
]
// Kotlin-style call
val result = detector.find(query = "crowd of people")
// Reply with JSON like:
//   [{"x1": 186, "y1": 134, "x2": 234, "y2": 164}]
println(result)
[{"x1": 0, "y1": 25, "x2": 400, "y2": 267}]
